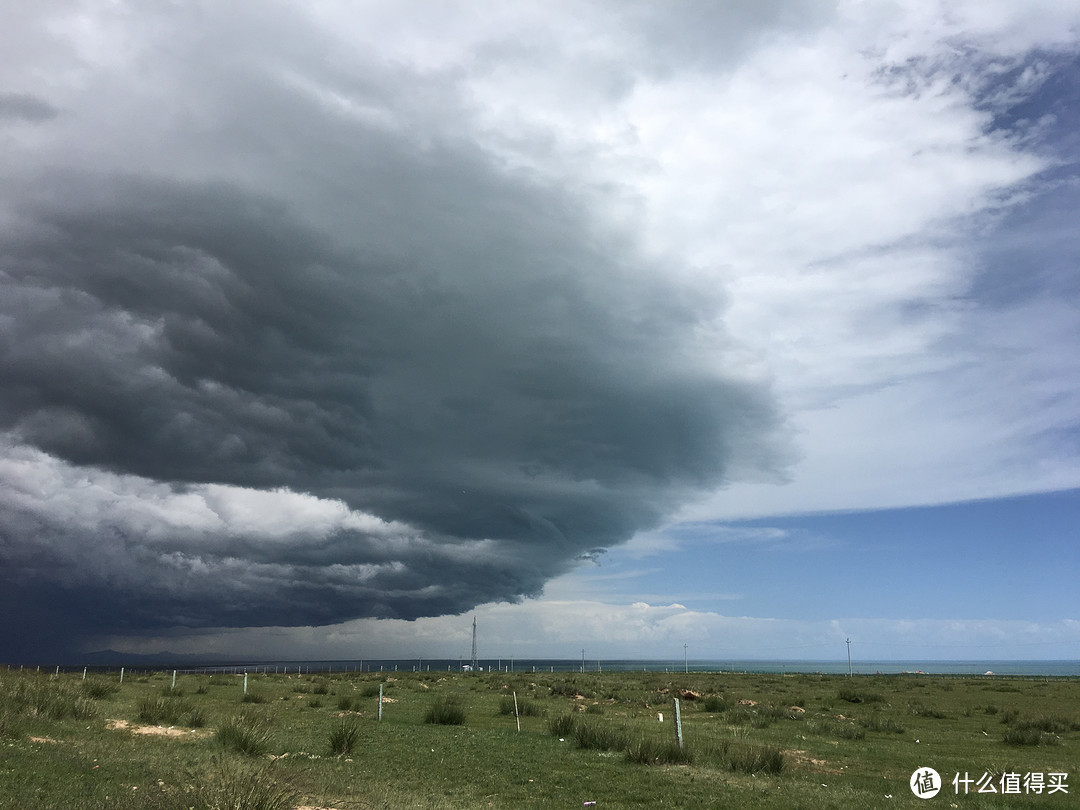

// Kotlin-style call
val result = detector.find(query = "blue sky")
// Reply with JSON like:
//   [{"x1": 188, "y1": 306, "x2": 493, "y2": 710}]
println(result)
[{"x1": 0, "y1": 1, "x2": 1078, "y2": 663}]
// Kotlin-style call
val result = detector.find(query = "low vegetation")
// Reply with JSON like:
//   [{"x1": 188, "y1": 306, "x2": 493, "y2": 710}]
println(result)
[{"x1": 0, "y1": 666, "x2": 1076, "y2": 808}]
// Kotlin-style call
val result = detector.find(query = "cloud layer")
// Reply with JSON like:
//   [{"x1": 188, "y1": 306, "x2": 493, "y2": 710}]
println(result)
[{"x1": 0, "y1": 1, "x2": 794, "y2": 657}]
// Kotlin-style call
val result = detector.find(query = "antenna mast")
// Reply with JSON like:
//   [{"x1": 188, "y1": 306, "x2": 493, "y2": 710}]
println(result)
[{"x1": 470, "y1": 616, "x2": 478, "y2": 672}]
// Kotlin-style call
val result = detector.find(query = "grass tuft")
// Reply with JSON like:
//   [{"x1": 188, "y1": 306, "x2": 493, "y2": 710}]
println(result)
[
  {"x1": 727, "y1": 743, "x2": 785, "y2": 775},
  {"x1": 82, "y1": 679, "x2": 119, "y2": 699},
  {"x1": 626, "y1": 736, "x2": 693, "y2": 765},
  {"x1": 137, "y1": 696, "x2": 191, "y2": 725},
  {"x1": 424, "y1": 696, "x2": 466, "y2": 726},
  {"x1": 547, "y1": 713, "x2": 579, "y2": 738},
  {"x1": 328, "y1": 717, "x2": 362, "y2": 755},
  {"x1": 216, "y1": 710, "x2": 275, "y2": 756},
  {"x1": 164, "y1": 763, "x2": 297, "y2": 810},
  {"x1": 1003, "y1": 727, "x2": 1062, "y2": 746},
  {"x1": 573, "y1": 718, "x2": 629, "y2": 751}
]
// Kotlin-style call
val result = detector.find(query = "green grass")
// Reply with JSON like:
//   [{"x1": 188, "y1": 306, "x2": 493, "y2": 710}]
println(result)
[{"x1": 0, "y1": 667, "x2": 1077, "y2": 808}]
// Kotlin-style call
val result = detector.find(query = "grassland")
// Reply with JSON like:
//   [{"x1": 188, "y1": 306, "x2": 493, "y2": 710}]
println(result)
[{"x1": 1, "y1": 666, "x2": 1076, "y2": 808}]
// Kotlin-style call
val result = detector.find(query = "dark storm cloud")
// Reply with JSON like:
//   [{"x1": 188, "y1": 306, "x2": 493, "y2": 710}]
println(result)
[
  {"x1": 0, "y1": 91, "x2": 58, "y2": 122},
  {"x1": 0, "y1": 0, "x2": 791, "y2": 657}
]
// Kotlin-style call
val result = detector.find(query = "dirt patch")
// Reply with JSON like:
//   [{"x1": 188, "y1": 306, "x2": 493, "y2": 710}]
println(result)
[
  {"x1": 737, "y1": 699, "x2": 757, "y2": 706},
  {"x1": 29, "y1": 736, "x2": 60, "y2": 744},
  {"x1": 786, "y1": 749, "x2": 843, "y2": 774},
  {"x1": 106, "y1": 718, "x2": 211, "y2": 738}
]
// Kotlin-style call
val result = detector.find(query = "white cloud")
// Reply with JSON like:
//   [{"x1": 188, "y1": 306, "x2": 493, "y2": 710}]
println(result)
[{"x1": 102, "y1": 598, "x2": 1080, "y2": 663}]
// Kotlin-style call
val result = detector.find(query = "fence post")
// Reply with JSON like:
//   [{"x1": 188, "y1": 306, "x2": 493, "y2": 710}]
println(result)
[
  {"x1": 172, "y1": 670, "x2": 177, "y2": 690},
  {"x1": 82, "y1": 667, "x2": 87, "y2": 681},
  {"x1": 378, "y1": 683, "x2": 383, "y2": 721},
  {"x1": 513, "y1": 691, "x2": 520, "y2": 732},
  {"x1": 243, "y1": 672, "x2": 248, "y2": 694},
  {"x1": 673, "y1": 697, "x2": 684, "y2": 748},
  {"x1": 119, "y1": 667, "x2": 124, "y2": 684}
]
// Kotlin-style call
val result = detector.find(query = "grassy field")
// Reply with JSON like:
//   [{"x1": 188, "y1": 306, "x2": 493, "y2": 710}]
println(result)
[{"x1": 1, "y1": 666, "x2": 1076, "y2": 808}]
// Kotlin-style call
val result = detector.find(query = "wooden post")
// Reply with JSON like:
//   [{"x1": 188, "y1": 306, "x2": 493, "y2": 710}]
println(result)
[
  {"x1": 378, "y1": 683, "x2": 383, "y2": 721},
  {"x1": 513, "y1": 691, "x2": 520, "y2": 732},
  {"x1": 673, "y1": 697, "x2": 684, "y2": 748}
]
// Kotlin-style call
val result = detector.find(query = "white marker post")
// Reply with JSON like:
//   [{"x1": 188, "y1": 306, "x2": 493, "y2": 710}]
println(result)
[
  {"x1": 119, "y1": 667, "x2": 124, "y2": 684},
  {"x1": 172, "y1": 670, "x2": 177, "y2": 690},
  {"x1": 513, "y1": 691, "x2": 520, "y2": 732},
  {"x1": 673, "y1": 697, "x2": 684, "y2": 748},
  {"x1": 82, "y1": 667, "x2": 87, "y2": 681},
  {"x1": 243, "y1": 672, "x2": 248, "y2": 695},
  {"x1": 378, "y1": 683, "x2": 383, "y2": 721}
]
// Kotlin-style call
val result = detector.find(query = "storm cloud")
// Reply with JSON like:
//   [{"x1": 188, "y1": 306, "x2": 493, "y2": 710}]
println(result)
[{"x1": 0, "y1": 2, "x2": 790, "y2": 658}]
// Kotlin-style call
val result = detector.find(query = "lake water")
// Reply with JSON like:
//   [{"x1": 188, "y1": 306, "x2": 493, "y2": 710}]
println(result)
[{"x1": 180, "y1": 658, "x2": 1080, "y2": 677}]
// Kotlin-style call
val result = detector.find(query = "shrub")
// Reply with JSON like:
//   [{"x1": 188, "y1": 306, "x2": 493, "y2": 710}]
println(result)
[
  {"x1": 312, "y1": 681, "x2": 331, "y2": 695},
  {"x1": 217, "y1": 710, "x2": 275, "y2": 756},
  {"x1": 337, "y1": 696, "x2": 356, "y2": 712},
  {"x1": 425, "y1": 696, "x2": 466, "y2": 726},
  {"x1": 702, "y1": 696, "x2": 728, "y2": 713},
  {"x1": 241, "y1": 692, "x2": 268, "y2": 704},
  {"x1": 838, "y1": 688, "x2": 883, "y2": 704},
  {"x1": 359, "y1": 684, "x2": 382, "y2": 698},
  {"x1": 328, "y1": 717, "x2": 361, "y2": 755}
]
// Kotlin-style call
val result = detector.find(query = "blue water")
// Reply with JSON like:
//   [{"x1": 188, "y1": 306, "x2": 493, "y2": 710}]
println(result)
[{"x1": 177, "y1": 658, "x2": 1080, "y2": 677}]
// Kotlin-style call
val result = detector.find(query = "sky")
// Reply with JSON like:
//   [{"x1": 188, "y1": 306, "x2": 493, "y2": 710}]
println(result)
[{"x1": 0, "y1": 0, "x2": 1078, "y2": 665}]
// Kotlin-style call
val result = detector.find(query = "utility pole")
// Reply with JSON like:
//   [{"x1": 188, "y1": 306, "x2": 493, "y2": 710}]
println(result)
[{"x1": 846, "y1": 638, "x2": 852, "y2": 677}]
